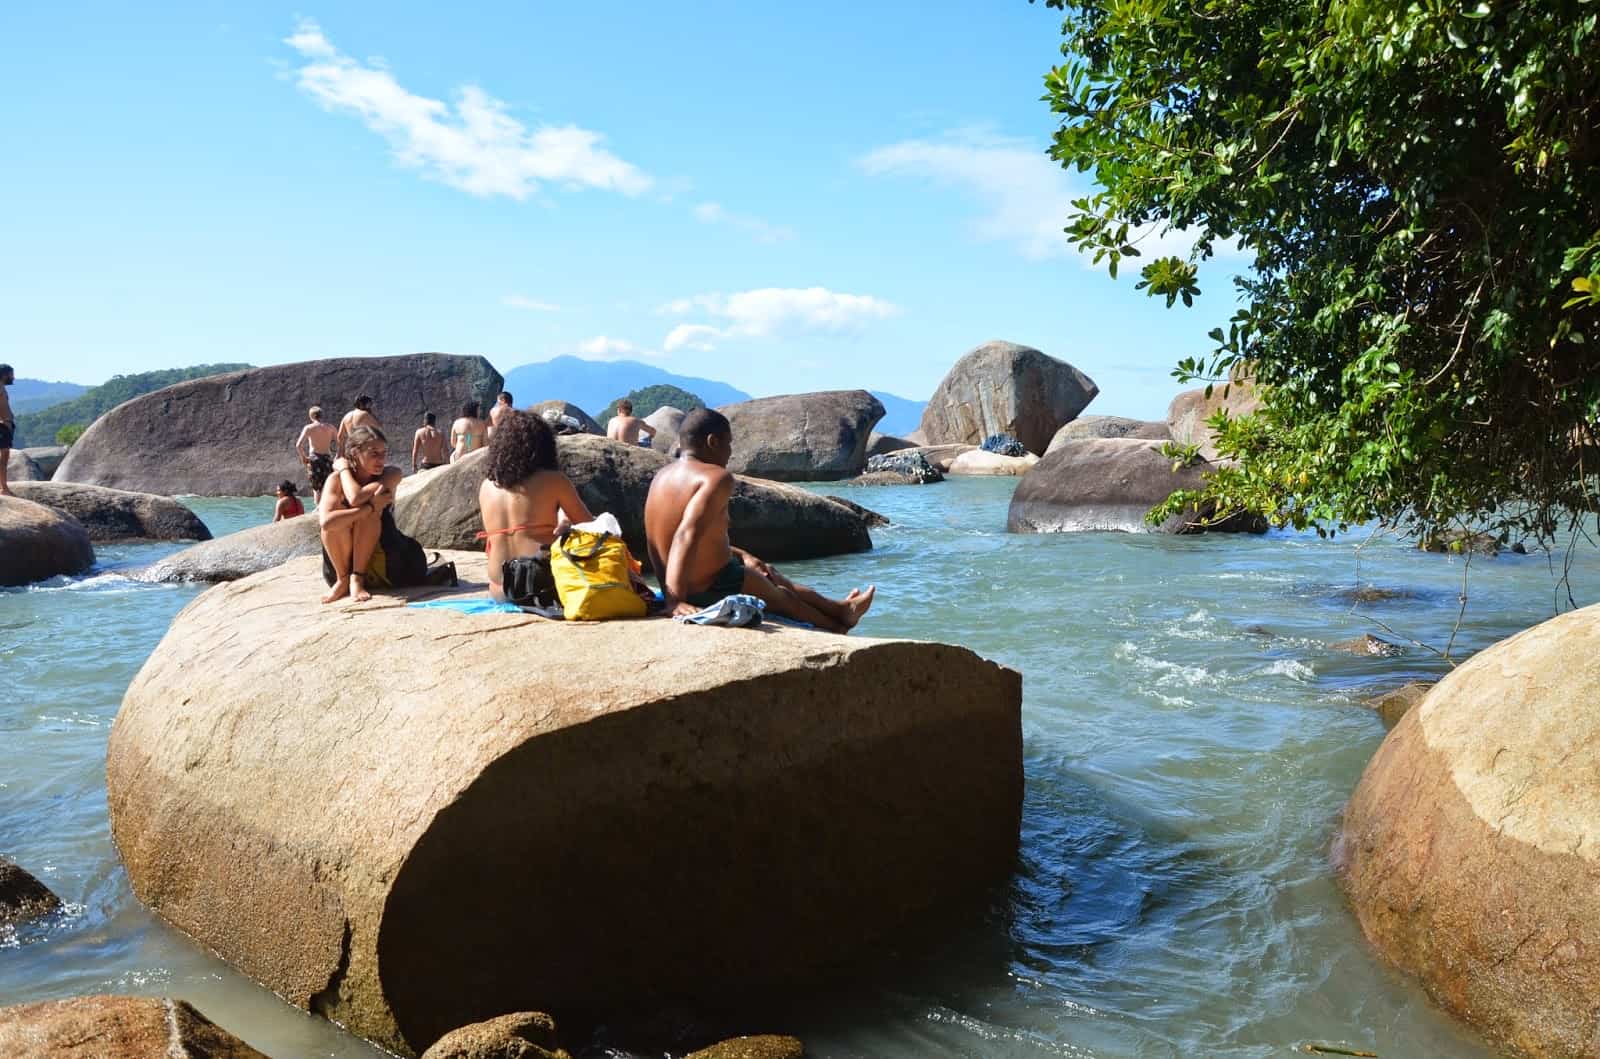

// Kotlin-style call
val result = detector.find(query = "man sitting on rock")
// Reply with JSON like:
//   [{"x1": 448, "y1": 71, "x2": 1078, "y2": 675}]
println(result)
[
  {"x1": 606, "y1": 399, "x2": 657, "y2": 448},
  {"x1": 318, "y1": 425, "x2": 403, "y2": 604},
  {"x1": 644, "y1": 408, "x2": 875, "y2": 632}
]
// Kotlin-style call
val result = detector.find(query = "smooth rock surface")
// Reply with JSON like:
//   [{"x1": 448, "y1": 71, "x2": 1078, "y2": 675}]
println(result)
[
  {"x1": 865, "y1": 432, "x2": 913, "y2": 458},
  {"x1": 918, "y1": 341, "x2": 1098, "y2": 455},
  {"x1": 717, "y1": 390, "x2": 885, "y2": 481},
  {"x1": 135, "y1": 514, "x2": 319, "y2": 583},
  {"x1": 394, "y1": 436, "x2": 873, "y2": 562},
  {"x1": 21, "y1": 445, "x2": 70, "y2": 479},
  {"x1": 10, "y1": 482, "x2": 211, "y2": 542},
  {"x1": 54, "y1": 354, "x2": 502, "y2": 496},
  {"x1": 1166, "y1": 376, "x2": 1261, "y2": 463},
  {"x1": 947, "y1": 450, "x2": 1039, "y2": 476},
  {"x1": 0, "y1": 497, "x2": 95, "y2": 586},
  {"x1": 419, "y1": 1011, "x2": 567, "y2": 1059},
  {"x1": 1361, "y1": 681, "x2": 1434, "y2": 729},
  {"x1": 107, "y1": 554, "x2": 1022, "y2": 1056},
  {"x1": 7, "y1": 449, "x2": 46, "y2": 482},
  {"x1": 0, "y1": 995, "x2": 269, "y2": 1058},
  {"x1": 1339, "y1": 603, "x2": 1600, "y2": 1059},
  {"x1": 0, "y1": 857, "x2": 62, "y2": 923},
  {"x1": 530, "y1": 401, "x2": 602, "y2": 435},
  {"x1": 1044, "y1": 416, "x2": 1169, "y2": 454},
  {"x1": 643, "y1": 405, "x2": 686, "y2": 454}
]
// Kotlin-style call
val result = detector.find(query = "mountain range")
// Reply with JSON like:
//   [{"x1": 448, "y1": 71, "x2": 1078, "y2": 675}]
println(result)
[{"x1": 9, "y1": 378, "x2": 90, "y2": 416}]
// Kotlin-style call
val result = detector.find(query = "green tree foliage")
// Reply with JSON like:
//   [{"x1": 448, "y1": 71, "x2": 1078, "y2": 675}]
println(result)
[
  {"x1": 1041, "y1": 0, "x2": 1600, "y2": 543},
  {"x1": 15, "y1": 364, "x2": 252, "y2": 447},
  {"x1": 598, "y1": 383, "x2": 706, "y2": 422},
  {"x1": 55, "y1": 424, "x2": 85, "y2": 446}
]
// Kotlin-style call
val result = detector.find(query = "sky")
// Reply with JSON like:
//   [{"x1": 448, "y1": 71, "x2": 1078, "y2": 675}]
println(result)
[{"x1": 1, "y1": 2, "x2": 1244, "y2": 419}]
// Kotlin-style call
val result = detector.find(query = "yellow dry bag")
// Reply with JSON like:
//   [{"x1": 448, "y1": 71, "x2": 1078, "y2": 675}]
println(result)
[{"x1": 551, "y1": 528, "x2": 647, "y2": 621}]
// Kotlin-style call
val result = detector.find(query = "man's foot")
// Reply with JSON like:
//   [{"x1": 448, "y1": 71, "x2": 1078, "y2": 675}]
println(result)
[
  {"x1": 322, "y1": 578, "x2": 350, "y2": 604},
  {"x1": 842, "y1": 585, "x2": 876, "y2": 629},
  {"x1": 350, "y1": 575, "x2": 371, "y2": 604}
]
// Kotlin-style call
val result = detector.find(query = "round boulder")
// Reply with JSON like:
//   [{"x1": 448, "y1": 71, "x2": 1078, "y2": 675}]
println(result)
[
  {"x1": 1166, "y1": 375, "x2": 1261, "y2": 463},
  {"x1": 135, "y1": 515, "x2": 320, "y2": 583},
  {"x1": 107, "y1": 554, "x2": 1023, "y2": 1056},
  {"x1": 0, "y1": 995, "x2": 269, "y2": 1058},
  {"x1": 10, "y1": 482, "x2": 211, "y2": 542},
  {"x1": 1339, "y1": 604, "x2": 1600, "y2": 1059},
  {"x1": 1044, "y1": 416, "x2": 1169, "y2": 454},
  {"x1": 947, "y1": 450, "x2": 1038, "y2": 476},
  {"x1": 918, "y1": 341, "x2": 1098, "y2": 454},
  {"x1": 717, "y1": 391, "x2": 885, "y2": 482},
  {"x1": 529, "y1": 401, "x2": 602, "y2": 435},
  {"x1": 0, "y1": 497, "x2": 94, "y2": 586}
]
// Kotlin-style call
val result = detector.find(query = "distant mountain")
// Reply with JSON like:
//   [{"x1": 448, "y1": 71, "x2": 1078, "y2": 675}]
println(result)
[
  {"x1": 14, "y1": 363, "x2": 252, "y2": 447},
  {"x1": 500, "y1": 356, "x2": 751, "y2": 418},
  {"x1": 870, "y1": 391, "x2": 927, "y2": 437},
  {"x1": 8, "y1": 378, "x2": 89, "y2": 416}
]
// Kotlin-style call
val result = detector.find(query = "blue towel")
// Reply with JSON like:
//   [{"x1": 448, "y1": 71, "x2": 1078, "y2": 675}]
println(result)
[{"x1": 408, "y1": 597, "x2": 523, "y2": 615}]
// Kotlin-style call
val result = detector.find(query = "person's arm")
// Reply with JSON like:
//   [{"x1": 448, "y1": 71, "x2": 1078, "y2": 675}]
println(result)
[
  {"x1": 294, "y1": 427, "x2": 310, "y2": 464},
  {"x1": 555, "y1": 476, "x2": 595, "y2": 533},
  {"x1": 411, "y1": 431, "x2": 422, "y2": 473},
  {"x1": 639, "y1": 420, "x2": 656, "y2": 438},
  {"x1": 662, "y1": 476, "x2": 731, "y2": 612}
]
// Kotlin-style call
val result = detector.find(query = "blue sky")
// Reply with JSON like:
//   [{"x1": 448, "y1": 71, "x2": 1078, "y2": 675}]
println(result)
[{"x1": 1, "y1": 2, "x2": 1240, "y2": 419}]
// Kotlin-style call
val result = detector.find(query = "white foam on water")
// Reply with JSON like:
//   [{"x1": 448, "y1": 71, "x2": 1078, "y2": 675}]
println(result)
[{"x1": 1261, "y1": 658, "x2": 1315, "y2": 681}]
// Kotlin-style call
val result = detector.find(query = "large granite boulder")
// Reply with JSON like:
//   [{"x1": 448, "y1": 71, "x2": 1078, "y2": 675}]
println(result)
[
  {"x1": 717, "y1": 390, "x2": 885, "y2": 481},
  {"x1": 0, "y1": 995, "x2": 269, "y2": 1058},
  {"x1": 136, "y1": 515, "x2": 319, "y2": 583},
  {"x1": 107, "y1": 554, "x2": 1023, "y2": 1056},
  {"x1": 947, "y1": 450, "x2": 1038, "y2": 476},
  {"x1": 7, "y1": 449, "x2": 45, "y2": 482},
  {"x1": 0, "y1": 498, "x2": 95, "y2": 586},
  {"x1": 1339, "y1": 604, "x2": 1600, "y2": 1059},
  {"x1": 394, "y1": 436, "x2": 873, "y2": 562},
  {"x1": 918, "y1": 341, "x2": 1098, "y2": 455},
  {"x1": 1166, "y1": 375, "x2": 1261, "y2": 463},
  {"x1": 530, "y1": 401, "x2": 602, "y2": 435},
  {"x1": 1007, "y1": 438, "x2": 1266, "y2": 535},
  {"x1": 54, "y1": 354, "x2": 502, "y2": 496},
  {"x1": 1044, "y1": 416, "x2": 1168, "y2": 454},
  {"x1": 0, "y1": 857, "x2": 61, "y2": 923},
  {"x1": 20, "y1": 446, "x2": 70, "y2": 479},
  {"x1": 10, "y1": 483, "x2": 210, "y2": 542},
  {"x1": 865, "y1": 432, "x2": 913, "y2": 458}
]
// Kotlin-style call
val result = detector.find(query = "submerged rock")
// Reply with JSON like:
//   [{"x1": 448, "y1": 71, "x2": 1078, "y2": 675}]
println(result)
[
  {"x1": 420, "y1": 1011, "x2": 567, "y2": 1059},
  {"x1": 1360, "y1": 681, "x2": 1434, "y2": 728},
  {"x1": 717, "y1": 390, "x2": 885, "y2": 482},
  {"x1": 0, "y1": 995, "x2": 269, "y2": 1058},
  {"x1": 10, "y1": 482, "x2": 210, "y2": 542},
  {"x1": 136, "y1": 515, "x2": 319, "y2": 583},
  {"x1": 1339, "y1": 603, "x2": 1600, "y2": 1059},
  {"x1": 919, "y1": 341, "x2": 1098, "y2": 455},
  {"x1": 0, "y1": 857, "x2": 61, "y2": 923},
  {"x1": 1330, "y1": 634, "x2": 1404, "y2": 657},
  {"x1": 0, "y1": 497, "x2": 94, "y2": 587},
  {"x1": 1418, "y1": 529, "x2": 1499, "y2": 557},
  {"x1": 108, "y1": 553, "x2": 1022, "y2": 1056}
]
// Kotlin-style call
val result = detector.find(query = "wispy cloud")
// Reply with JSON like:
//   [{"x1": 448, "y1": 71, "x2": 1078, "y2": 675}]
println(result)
[
  {"x1": 572, "y1": 335, "x2": 656, "y2": 361},
  {"x1": 284, "y1": 20, "x2": 651, "y2": 200},
  {"x1": 692, "y1": 201, "x2": 793, "y2": 244},
  {"x1": 660, "y1": 286, "x2": 900, "y2": 352},
  {"x1": 502, "y1": 295, "x2": 560, "y2": 312}
]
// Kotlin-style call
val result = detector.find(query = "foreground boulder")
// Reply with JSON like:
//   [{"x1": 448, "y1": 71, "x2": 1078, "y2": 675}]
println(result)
[
  {"x1": 1339, "y1": 604, "x2": 1600, "y2": 1059},
  {"x1": 108, "y1": 554, "x2": 1022, "y2": 1056},
  {"x1": 1044, "y1": 416, "x2": 1168, "y2": 454},
  {"x1": 54, "y1": 354, "x2": 502, "y2": 496},
  {"x1": 918, "y1": 341, "x2": 1098, "y2": 455},
  {"x1": 0, "y1": 995, "x2": 268, "y2": 1058},
  {"x1": 947, "y1": 450, "x2": 1038, "y2": 476},
  {"x1": 395, "y1": 436, "x2": 873, "y2": 561},
  {"x1": 717, "y1": 390, "x2": 884, "y2": 482},
  {"x1": 0, "y1": 857, "x2": 61, "y2": 923},
  {"x1": 530, "y1": 401, "x2": 602, "y2": 435},
  {"x1": 0, "y1": 498, "x2": 95, "y2": 586},
  {"x1": 420, "y1": 1011, "x2": 567, "y2": 1059},
  {"x1": 1166, "y1": 375, "x2": 1261, "y2": 462},
  {"x1": 136, "y1": 515, "x2": 319, "y2": 583},
  {"x1": 1007, "y1": 438, "x2": 1266, "y2": 534},
  {"x1": 21, "y1": 446, "x2": 70, "y2": 479},
  {"x1": 10, "y1": 483, "x2": 210, "y2": 542}
]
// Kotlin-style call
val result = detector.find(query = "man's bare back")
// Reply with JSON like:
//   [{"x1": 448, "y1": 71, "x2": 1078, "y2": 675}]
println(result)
[
  {"x1": 607, "y1": 414, "x2": 656, "y2": 446},
  {"x1": 413, "y1": 425, "x2": 446, "y2": 469},
  {"x1": 338, "y1": 406, "x2": 380, "y2": 455},
  {"x1": 297, "y1": 421, "x2": 337, "y2": 458}
]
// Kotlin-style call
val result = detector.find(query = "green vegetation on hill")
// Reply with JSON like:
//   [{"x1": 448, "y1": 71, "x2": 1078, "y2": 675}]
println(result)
[
  {"x1": 1042, "y1": 0, "x2": 1600, "y2": 545},
  {"x1": 599, "y1": 383, "x2": 706, "y2": 423},
  {"x1": 15, "y1": 363, "x2": 252, "y2": 447}
]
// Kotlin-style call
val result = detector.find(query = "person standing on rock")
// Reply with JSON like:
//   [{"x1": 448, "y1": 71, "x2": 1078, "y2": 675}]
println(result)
[
  {"x1": 488, "y1": 391, "x2": 514, "y2": 437},
  {"x1": 644, "y1": 408, "x2": 875, "y2": 632},
  {"x1": 318, "y1": 425, "x2": 402, "y2": 604},
  {"x1": 337, "y1": 395, "x2": 381, "y2": 457},
  {"x1": 606, "y1": 399, "x2": 657, "y2": 448},
  {"x1": 0, "y1": 363, "x2": 15, "y2": 497},
  {"x1": 412, "y1": 412, "x2": 447, "y2": 473},
  {"x1": 450, "y1": 401, "x2": 488, "y2": 463},
  {"x1": 295, "y1": 406, "x2": 339, "y2": 498}
]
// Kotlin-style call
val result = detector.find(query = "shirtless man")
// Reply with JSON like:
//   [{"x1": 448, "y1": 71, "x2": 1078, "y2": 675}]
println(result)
[
  {"x1": 411, "y1": 412, "x2": 447, "y2": 472},
  {"x1": 644, "y1": 408, "x2": 874, "y2": 632},
  {"x1": 295, "y1": 406, "x2": 339, "y2": 497},
  {"x1": 606, "y1": 399, "x2": 657, "y2": 447},
  {"x1": 337, "y1": 395, "x2": 380, "y2": 456},
  {"x1": 318, "y1": 425, "x2": 402, "y2": 604},
  {"x1": 488, "y1": 391, "x2": 514, "y2": 436},
  {"x1": 0, "y1": 364, "x2": 15, "y2": 496}
]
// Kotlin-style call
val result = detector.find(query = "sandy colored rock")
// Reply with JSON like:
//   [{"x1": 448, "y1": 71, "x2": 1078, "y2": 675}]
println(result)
[
  {"x1": 530, "y1": 401, "x2": 602, "y2": 435},
  {"x1": 1339, "y1": 603, "x2": 1600, "y2": 1059},
  {"x1": 21, "y1": 445, "x2": 70, "y2": 479},
  {"x1": 420, "y1": 1011, "x2": 567, "y2": 1059},
  {"x1": 0, "y1": 857, "x2": 62, "y2": 923},
  {"x1": 108, "y1": 554, "x2": 1022, "y2": 1056},
  {"x1": 54, "y1": 354, "x2": 502, "y2": 496},
  {"x1": 394, "y1": 436, "x2": 873, "y2": 562},
  {"x1": 1044, "y1": 416, "x2": 1168, "y2": 454},
  {"x1": 1330, "y1": 633, "x2": 1404, "y2": 657},
  {"x1": 919, "y1": 341, "x2": 1098, "y2": 454},
  {"x1": 0, "y1": 497, "x2": 95, "y2": 586},
  {"x1": 684, "y1": 1035, "x2": 806, "y2": 1059},
  {"x1": 136, "y1": 514, "x2": 320, "y2": 582},
  {"x1": 717, "y1": 390, "x2": 884, "y2": 481},
  {"x1": 1165, "y1": 376, "x2": 1262, "y2": 463},
  {"x1": 10, "y1": 482, "x2": 211, "y2": 542},
  {"x1": 7, "y1": 449, "x2": 47, "y2": 482},
  {"x1": 1361, "y1": 681, "x2": 1434, "y2": 728},
  {"x1": 0, "y1": 995, "x2": 269, "y2": 1058},
  {"x1": 946, "y1": 450, "x2": 1039, "y2": 476}
]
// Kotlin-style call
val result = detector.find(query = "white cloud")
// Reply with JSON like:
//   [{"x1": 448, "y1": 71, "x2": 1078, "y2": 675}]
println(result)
[
  {"x1": 502, "y1": 295, "x2": 560, "y2": 312},
  {"x1": 572, "y1": 335, "x2": 656, "y2": 361},
  {"x1": 692, "y1": 201, "x2": 793, "y2": 243},
  {"x1": 660, "y1": 286, "x2": 900, "y2": 352},
  {"x1": 284, "y1": 20, "x2": 651, "y2": 200}
]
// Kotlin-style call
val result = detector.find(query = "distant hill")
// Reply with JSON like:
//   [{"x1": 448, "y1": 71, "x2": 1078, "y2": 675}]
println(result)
[
  {"x1": 599, "y1": 383, "x2": 706, "y2": 423},
  {"x1": 870, "y1": 391, "x2": 927, "y2": 437},
  {"x1": 500, "y1": 356, "x2": 751, "y2": 419},
  {"x1": 14, "y1": 363, "x2": 253, "y2": 447},
  {"x1": 8, "y1": 378, "x2": 89, "y2": 416}
]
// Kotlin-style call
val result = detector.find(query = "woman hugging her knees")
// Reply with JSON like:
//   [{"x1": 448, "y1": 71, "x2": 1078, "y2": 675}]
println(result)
[
  {"x1": 477, "y1": 409, "x2": 592, "y2": 603},
  {"x1": 318, "y1": 424, "x2": 403, "y2": 603}
]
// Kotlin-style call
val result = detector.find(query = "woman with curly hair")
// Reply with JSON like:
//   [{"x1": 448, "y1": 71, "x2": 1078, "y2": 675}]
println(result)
[{"x1": 477, "y1": 410, "x2": 592, "y2": 603}]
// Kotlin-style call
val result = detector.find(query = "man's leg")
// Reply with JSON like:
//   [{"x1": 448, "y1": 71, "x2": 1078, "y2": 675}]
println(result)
[
  {"x1": 740, "y1": 567, "x2": 852, "y2": 633},
  {"x1": 0, "y1": 450, "x2": 9, "y2": 496},
  {"x1": 348, "y1": 509, "x2": 382, "y2": 603},
  {"x1": 765, "y1": 568, "x2": 875, "y2": 630}
]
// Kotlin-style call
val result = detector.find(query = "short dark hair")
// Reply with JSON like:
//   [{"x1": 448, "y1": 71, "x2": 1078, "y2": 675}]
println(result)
[
  {"x1": 678, "y1": 408, "x2": 731, "y2": 451},
  {"x1": 0, "y1": 364, "x2": 13, "y2": 380},
  {"x1": 424, "y1": 412, "x2": 436, "y2": 426},
  {"x1": 485, "y1": 410, "x2": 559, "y2": 487},
  {"x1": 498, "y1": 391, "x2": 513, "y2": 404},
  {"x1": 278, "y1": 480, "x2": 298, "y2": 496},
  {"x1": 617, "y1": 399, "x2": 634, "y2": 414},
  {"x1": 462, "y1": 400, "x2": 482, "y2": 419},
  {"x1": 354, "y1": 395, "x2": 374, "y2": 411}
]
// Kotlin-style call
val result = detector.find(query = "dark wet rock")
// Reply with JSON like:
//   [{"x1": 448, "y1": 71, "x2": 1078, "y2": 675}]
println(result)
[
  {"x1": 20, "y1": 446, "x2": 70, "y2": 479},
  {"x1": 0, "y1": 995, "x2": 269, "y2": 1057},
  {"x1": 865, "y1": 432, "x2": 913, "y2": 458},
  {"x1": 1331, "y1": 634, "x2": 1405, "y2": 657},
  {"x1": 822, "y1": 496, "x2": 891, "y2": 528},
  {"x1": 919, "y1": 341, "x2": 1098, "y2": 455},
  {"x1": 531, "y1": 401, "x2": 602, "y2": 436},
  {"x1": 1045, "y1": 416, "x2": 1168, "y2": 454},
  {"x1": 136, "y1": 515, "x2": 319, "y2": 583},
  {"x1": 862, "y1": 451, "x2": 942, "y2": 484},
  {"x1": 717, "y1": 390, "x2": 885, "y2": 482},
  {"x1": 1335, "y1": 585, "x2": 1411, "y2": 605},
  {"x1": 0, "y1": 497, "x2": 95, "y2": 587},
  {"x1": 1511, "y1": 541, "x2": 1529, "y2": 555},
  {"x1": 1419, "y1": 529, "x2": 1500, "y2": 557},
  {"x1": 979, "y1": 434, "x2": 1027, "y2": 457},
  {"x1": 684, "y1": 1035, "x2": 806, "y2": 1059},
  {"x1": 1361, "y1": 681, "x2": 1434, "y2": 728},
  {"x1": 10, "y1": 482, "x2": 210, "y2": 542},
  {"x1": 420, "y1": 1011, "x2": 568, "y2": 1059},
  {"x1": 0, "y1": 857, "x2": 61, "y2": 923},
  {"x1": 1166, "y1": 373, "x2": 1261, "y2": 463}
]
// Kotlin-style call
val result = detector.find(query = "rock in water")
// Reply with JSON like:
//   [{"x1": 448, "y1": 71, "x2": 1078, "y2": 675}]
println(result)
[
  {"x1": 947, "y1": 450, "x2": 1039, "y2": 476},
  {"x1": 530, "y1": 401, "x2": 602, "y2": 436},
  {"x1": 54, "y1": 354, "x2": 502, "y2": 496},
  {"x1": 862, "y1": 451, "x2": 942, "y2": 484},
  {"x1": 886, "y1": 444, "x2": 974, "y2": 473},
  {"x1": 1044, "y1": 416, "x2": 1169, "y2": 454},
  {"x1": 1165, "y1": 375, "x2": 1261, "y2": 463},
  {"x1": 394, "y1": 436, "x2": 873, "y2": 561},
  {"x1": 107, "y1": 554, "x2": 1022, "y2": 1056},
  {"x1": 7, "y1": 449, "x2": 47, "y2": 483},
  {"x1": 684, "y1": 1036, "x2": 806, "y2": 1059},
  {"x1": 1339, "y1": 603, "x2": 1600, "y2": 1059},
  {"x1": 0, "y1": 497, "x2": 94, "y2": 586},
  {"x1": 421, "y1": 1011, "x2": 567, "y2": 1059},
  {"x1": 1361, "y1": 681, "x2": 1433, "y2": 728},
  {"x1": 0, "y1": 995, "x2": 269, "y2": 1058},
  {"x1": 1006, "y1": 438, "x2": 1265, "y2": 534},
  {"x1": 717, "y1": 391, "x2": 885, "y2": 481},
  {"x1": 918, "y1": 341, "x2": 1098, "y2": 455},
  {"x1": 10, "y1": 482, "x2": 211, "y2": 542},
  {"x1": 136, "y1": 515, "x2": 320, "y2": 582},
  {"x1": 0, "y1": 857, "x2": 61, "y2": 923},
  {"x1": 1418, "y1": 529, "x2": 1500, "y2": 557}
]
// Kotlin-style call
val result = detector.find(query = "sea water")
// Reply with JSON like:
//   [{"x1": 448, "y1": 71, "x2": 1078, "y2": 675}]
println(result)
[{"x1": 4, "y1": 480, "x2": 1595, "y2": 1058}]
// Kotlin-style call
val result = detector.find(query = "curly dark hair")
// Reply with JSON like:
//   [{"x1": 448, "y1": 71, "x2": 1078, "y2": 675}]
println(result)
[
  {"x1": 485, "y1": 410, "x2": 559, "y2": 487},
  {"x1": 461, "y1": 400, "x2": 482, "y2": 420}
]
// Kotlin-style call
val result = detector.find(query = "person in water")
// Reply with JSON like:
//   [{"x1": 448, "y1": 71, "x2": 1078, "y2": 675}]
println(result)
[
  {"x1": 450, "y1": 400, "x2": 488, "y2": 463},
  {"x1": 318, "y1": 425, "x2": 403, "y2": 604},
  {"x1": 644, "y1": 408, "x2": 875, "y2": 632},
  {"x1": 337, "y1": 395, "x2": 380, "y2": 457},
  {"x1": 0, "y1": 363, "x2": 15, "y2": 497},
  {"x1": 412, "y1": 412, "x2": 447, "y2": 472},
  {"x1": 478, "y1": 410, "x2": 593, "y2": 602},
  {"x1": 605, "y1": 399, "x2": 657, "y2": 448},
  {"x1": 488, "y1": 391, "x2": 514, "y2": 436},
  {"x1": 273, "y1": 480, "x2": 305, "y2": 522},
  {"x1": 295, "y1": 406, "x2": 338, "y2": 497}
]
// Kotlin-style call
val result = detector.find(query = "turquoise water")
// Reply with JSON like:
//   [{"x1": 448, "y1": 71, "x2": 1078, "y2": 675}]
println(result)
[{"x1": 5, "y1": 481, "x2": 1597, "y2": 1057}]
